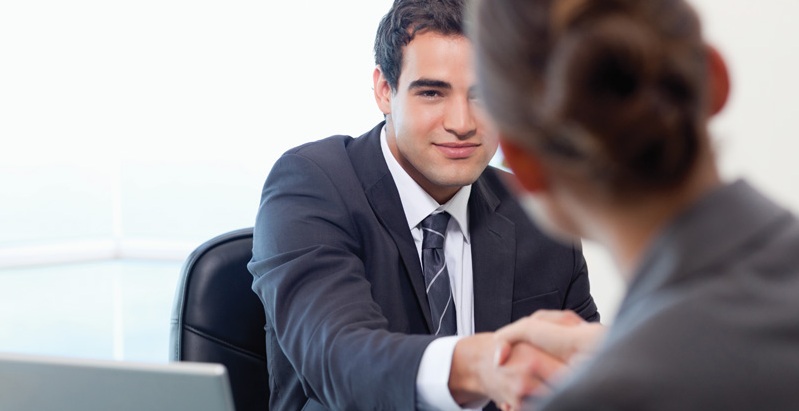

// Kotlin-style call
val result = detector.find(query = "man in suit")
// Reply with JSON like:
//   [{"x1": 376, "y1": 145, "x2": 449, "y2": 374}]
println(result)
[{"x1": 247, "y1": 1, "x2": 599, "y2": 409}]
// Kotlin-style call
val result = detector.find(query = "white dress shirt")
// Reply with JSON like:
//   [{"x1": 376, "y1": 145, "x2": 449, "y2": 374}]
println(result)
[{"x1": 380, "y1": 127, "x2": 484, "y2": 411}]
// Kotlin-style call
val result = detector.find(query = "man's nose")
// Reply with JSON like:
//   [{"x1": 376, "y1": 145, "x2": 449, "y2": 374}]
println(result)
[{"x1": 443, "y1": 98, "x2": 477, "y2": 139}]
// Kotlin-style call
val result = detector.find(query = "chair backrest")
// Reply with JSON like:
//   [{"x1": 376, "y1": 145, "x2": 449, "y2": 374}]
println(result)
[{"x1": 170, "y1": 227, "x2": 269, "y2": 411}]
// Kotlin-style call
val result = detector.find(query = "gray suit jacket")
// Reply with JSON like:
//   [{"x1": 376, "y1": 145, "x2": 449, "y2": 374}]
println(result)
[
  {"x1": 248, "y1": 123, "x2": 599, "y2": 410},
  {"x1": 534, "y1": 180, "x2": 799, "y2": 411}
]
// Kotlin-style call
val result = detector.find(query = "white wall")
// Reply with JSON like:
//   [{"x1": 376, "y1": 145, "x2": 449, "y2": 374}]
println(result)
[
  {"x1": 0, "y1": 1, "x2": 392, "y2": 265},
  {"x1": 1, "y1": 0, "x2": 797, "y2": 322}
]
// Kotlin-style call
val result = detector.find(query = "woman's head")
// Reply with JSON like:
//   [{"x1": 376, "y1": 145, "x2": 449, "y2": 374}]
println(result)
[{"x1": 469, "y1": 0, "x2": 724, "y2": 197}]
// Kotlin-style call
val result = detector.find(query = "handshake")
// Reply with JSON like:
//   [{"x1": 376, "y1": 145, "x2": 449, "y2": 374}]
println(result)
[{"x1": 448, "y1": 310, "x2": 606, "y2": 411}]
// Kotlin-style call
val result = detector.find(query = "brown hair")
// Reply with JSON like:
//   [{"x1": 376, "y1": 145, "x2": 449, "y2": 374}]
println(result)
[
  {"x1": 375, "y1": 0, "x2": 466, "y2": 92},
  {"x1": 469, "y1": 0, "x2": 708, "y2": 195}
]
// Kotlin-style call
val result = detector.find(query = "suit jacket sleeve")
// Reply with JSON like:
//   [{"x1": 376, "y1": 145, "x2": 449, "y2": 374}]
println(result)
[
  {"x1": 248, "y1": 151, "x2": 435, "y2": 410},
  {"x1": 565, "y1": 243, "x2": 600, "y2": 322}
]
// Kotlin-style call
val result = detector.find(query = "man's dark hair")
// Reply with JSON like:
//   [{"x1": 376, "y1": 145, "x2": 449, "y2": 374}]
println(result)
[{"x1": 374, "y1": 0, "x2": 465, "y2": 92}]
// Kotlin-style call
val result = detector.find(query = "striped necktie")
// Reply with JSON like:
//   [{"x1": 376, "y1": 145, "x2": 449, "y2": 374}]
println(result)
[{"x1": 420, "y1": 212, "x2": 457, "y2": 336}]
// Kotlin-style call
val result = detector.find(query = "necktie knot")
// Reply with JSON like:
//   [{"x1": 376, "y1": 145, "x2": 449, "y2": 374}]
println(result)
[{"x1": 421, "y1": 212, "x2": 450, "y2": 250}]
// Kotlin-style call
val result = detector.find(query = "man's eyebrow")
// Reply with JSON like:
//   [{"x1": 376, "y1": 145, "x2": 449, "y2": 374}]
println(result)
[{"x1": 408, "y1": 79, "x2": 452, "y2": 90}]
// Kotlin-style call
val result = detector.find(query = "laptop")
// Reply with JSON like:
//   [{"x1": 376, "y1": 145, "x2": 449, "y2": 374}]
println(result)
[{"x1": 0, "y1": 352, "x2": 235, "y2": 411}]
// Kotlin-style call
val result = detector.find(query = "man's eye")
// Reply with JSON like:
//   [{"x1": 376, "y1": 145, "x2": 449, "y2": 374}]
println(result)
[{"x1": 419, "y1": 90, "x2": 441, "y2": 98}]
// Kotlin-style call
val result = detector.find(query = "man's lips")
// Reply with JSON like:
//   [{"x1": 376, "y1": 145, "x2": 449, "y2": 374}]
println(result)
[{"x1": 435, "y1": 143, "x2": 479, "y2": 159}]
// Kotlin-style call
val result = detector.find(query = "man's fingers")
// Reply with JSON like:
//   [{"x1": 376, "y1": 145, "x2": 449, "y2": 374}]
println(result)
[
  {"x1": 488, "y1": 343, "x2": 552, "y2": 408},
  {"x1": 495, "y1": 312, "x2": 607, "y2": 363},
  {"x1": 494, "y1": 340, "x2": 512, "y2": 366},
  {"x1": 529, "y1": 344, "x2": 568, "y2": 384},
  {"x1": 494, "y1": 317, "x2": 539, "y2": 345},
  {"x1": 495, "y1": 309, "x2": 585, "y2": 347},
  {"x1": 496, "y1": 320, "x2": 578, "y2": 361},
  {"x1": 500, "y1": 343, "x2": 568, "y2": 397},
  {"x1": 531, "y1": 309, "x2": 583, "y2": 326}
]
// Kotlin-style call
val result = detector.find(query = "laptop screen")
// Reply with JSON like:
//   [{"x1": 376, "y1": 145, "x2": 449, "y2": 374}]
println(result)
[{"x1": 0, "y1": 352, "x2": 235, "y2": 411}]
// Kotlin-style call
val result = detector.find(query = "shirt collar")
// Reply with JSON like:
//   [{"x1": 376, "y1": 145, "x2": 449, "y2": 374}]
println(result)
[{"x1": 380, "y1": 125, "x2": 471, "y2": 242}]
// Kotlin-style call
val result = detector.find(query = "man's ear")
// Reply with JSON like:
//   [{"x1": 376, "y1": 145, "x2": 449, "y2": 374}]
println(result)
[
  {"x1": 373, "y1": 66, "x2": 393, "y2": 115},
  {"x1": 499, "y1": 137, "x2": 548, "y2": 194},
  {"x1": 706, "y1": 45, "x2": 730, "y2": 116}
]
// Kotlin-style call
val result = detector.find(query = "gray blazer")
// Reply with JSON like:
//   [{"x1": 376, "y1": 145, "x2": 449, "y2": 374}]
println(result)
[
  {"x1": 248, "y1": 123, "x2": 599, "y2": 411},
  {"x1": 534, "y1": 180, "x2": 799, "y2": 411}
]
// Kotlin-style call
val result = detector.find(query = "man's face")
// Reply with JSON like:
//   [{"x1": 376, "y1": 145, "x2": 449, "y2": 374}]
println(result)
[{"x1": 374, "y1": 32, "x2": 497, "y2": 204}]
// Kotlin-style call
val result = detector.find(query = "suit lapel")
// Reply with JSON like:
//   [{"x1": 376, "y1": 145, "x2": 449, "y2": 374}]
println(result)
[
  {"x1": 366, "y1": 176, "x2": 434, "y2": 331},
  {"x1": 350, "y1": 124, "x2": 434, "y2": 332},
  {"x1": 470, "y1": 176, "x2": 516, "y2": 332}
]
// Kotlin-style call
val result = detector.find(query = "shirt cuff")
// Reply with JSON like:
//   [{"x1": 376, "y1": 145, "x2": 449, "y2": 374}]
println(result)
[{"x1": 416, "y1": 336, "x2": 489, "y2": 411}]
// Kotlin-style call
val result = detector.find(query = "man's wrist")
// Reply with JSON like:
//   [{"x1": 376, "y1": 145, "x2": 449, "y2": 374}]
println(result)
[
  {"x1": 417, "y1": 336, "x2": 463, "y2": 411},
  {"x1": 448, "y1": 333, "x2": 493, "y2": 405}
]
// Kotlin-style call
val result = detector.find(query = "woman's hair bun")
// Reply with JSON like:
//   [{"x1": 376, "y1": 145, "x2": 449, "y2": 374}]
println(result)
[{"x1": 541, "y1": 8, "x2": 704, "y2": 190}]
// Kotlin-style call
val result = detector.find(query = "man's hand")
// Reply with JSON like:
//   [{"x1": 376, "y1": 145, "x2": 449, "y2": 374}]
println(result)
[
  {"x1": 448, "y1": 333, "x2": 566, "y2": 410},
  {"x1": 495, "y1": 310, "x2": 606, "y2": 368},
  {"x1": 493, "y1": 342, "x2": 569, "y2": 411}
]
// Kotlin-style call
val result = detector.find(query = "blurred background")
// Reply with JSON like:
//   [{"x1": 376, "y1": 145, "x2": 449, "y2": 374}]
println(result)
[{"x1": 1, "y1": 0, "x2": 797, "y2": 362}]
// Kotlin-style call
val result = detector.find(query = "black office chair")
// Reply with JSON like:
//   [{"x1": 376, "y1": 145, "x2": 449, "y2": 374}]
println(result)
[{"x1": 170, "y1": 227, "x2": 269, "y2": 411}]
